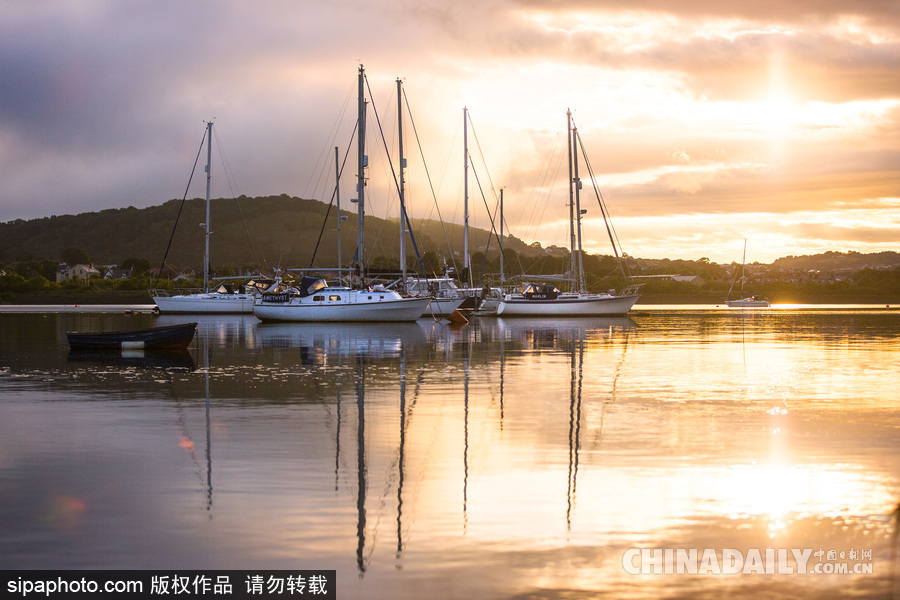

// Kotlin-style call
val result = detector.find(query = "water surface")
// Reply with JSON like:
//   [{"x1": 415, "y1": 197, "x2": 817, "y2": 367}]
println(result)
[{"x1": 1, "y1": 307, "x2": 898, "y2": 598}]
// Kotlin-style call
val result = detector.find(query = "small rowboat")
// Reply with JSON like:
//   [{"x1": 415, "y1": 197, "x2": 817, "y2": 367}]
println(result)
[{"x1": 66, "y1": 322, "x2": 197, "y2": 350}]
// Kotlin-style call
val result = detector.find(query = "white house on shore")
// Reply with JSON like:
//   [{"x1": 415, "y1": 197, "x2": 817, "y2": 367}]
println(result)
[{"x1": 56, "y1": 263, "x2": 101, "y2": 283}]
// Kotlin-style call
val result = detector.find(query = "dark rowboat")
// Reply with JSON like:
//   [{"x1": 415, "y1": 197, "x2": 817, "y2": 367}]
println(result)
[{"x1": 67, "y1": 322, "x2": 197, "y2": 350}]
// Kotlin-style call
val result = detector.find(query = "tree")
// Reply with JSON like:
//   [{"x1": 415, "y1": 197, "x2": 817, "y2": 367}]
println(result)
[
  {"x1": 60, "y1": 247, "x2": 91, "y2": 266},
  {"x1": 121, "y1": 257, "x2": 151, "y2": 275}
]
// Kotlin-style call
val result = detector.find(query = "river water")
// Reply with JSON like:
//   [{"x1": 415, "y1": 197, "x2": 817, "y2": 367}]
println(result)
[{"x1": 1, "y1": 306, "x2": 898, "y2": 598}]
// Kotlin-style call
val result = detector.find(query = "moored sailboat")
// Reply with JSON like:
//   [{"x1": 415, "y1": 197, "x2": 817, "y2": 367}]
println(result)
[
  {"x1": 725, "y1": 240, "x2": 770, "y2": 308},
  {"x1": 498, "y1": 111, "x2": 640, "y2": 317},
  {"x1": 151, "y1": 121, "x2": 267, "y2": 313},
  {"x1": 253, "y1": 66, "x2": 431, "y2": 323}
]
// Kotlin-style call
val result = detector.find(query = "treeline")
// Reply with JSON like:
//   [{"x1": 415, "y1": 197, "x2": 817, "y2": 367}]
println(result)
[{"x1": 2, "y1": 194, "x2": 899, "y2": 303}]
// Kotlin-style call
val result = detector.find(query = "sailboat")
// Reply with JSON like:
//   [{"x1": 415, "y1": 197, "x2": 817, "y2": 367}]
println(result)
[
  {"x1": 151, "y1": 121, "x2": 269, "y2": 314},
  {"x1": 253, "y1": 66, "x2": 431, "y2": 323},
  {"x1": 497, "y1": 111, "x2": 640, "y2": 317},
  {"x1": 725, "y1": 240, "x2": 770, "y2": 308}
]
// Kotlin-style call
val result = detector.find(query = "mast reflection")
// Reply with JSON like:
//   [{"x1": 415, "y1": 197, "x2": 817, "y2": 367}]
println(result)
[
  {"x1": 355, "y1": 354, "x2": 367, "y2": 575},
  {"x1": 567, "y1": 333, "x2": 584, "y2": 531}
]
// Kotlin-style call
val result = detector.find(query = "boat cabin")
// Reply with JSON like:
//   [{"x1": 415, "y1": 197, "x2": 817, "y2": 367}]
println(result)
[
  {"x1": 521, "y1": 283, "x2": 560, "y2": 300},
  {"x1": 405, "y1": 276, "x2": 462, "y2": 298}
]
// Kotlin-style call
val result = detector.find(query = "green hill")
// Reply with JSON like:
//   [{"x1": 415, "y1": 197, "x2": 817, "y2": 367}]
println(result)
[{"x1": 0, "y1": 194, "x2": 538, "y2": 275}]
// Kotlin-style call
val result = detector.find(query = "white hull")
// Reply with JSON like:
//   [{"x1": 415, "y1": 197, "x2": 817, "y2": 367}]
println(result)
[
  {"x1": 152, "y1": 292, "x2": 256, "y2": 314},
  {"x1": 424, "y1": 297, "x2": 466, "y2": 317},
  {"x1": 474, "y1": 296, "x2": 502, "y2": 315},
  {"x1": 726, "y1": 298, "x2": 770, "y2": 308},
  {"x1": 254, "y1": 291, "x2": 431, "y2": 322},
  {"x1": 497, "y1": 293, "x2": 639, "y2": 317}
]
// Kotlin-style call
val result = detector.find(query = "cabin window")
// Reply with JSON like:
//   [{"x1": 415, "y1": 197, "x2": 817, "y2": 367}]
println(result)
[
  {"x1": 368, "y1": 296, "x2": 372, "y2": 300},
  {"x1": 329, "y1": 295, "x2": 341, "y2": 301},
  {"x1": 313, "y1": 295, "x2": 325, "y2": 302}
]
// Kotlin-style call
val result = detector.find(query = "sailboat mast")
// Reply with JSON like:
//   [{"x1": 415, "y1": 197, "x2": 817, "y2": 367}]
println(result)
[
  {"x1": 335, "y1": 146, "x2": 342, "y2": 270},
  {"x1": 740, "y1": 238, "x2": 747, "y2": 296},
  {"x1": 463, "y1": 107, "x2": 472, "y2": 287},
  {"x1": 566, "y1": 110, "x2": 577, "y2": 293},
  {"x1": 356, "y1": 65, "x2": 367, "y2": 284},
  {"x1": 499, "y1": 188, "x2": 505, "y2": 283},
  {"x1": 573, "y1": 124, "x2": 586, "y2": 294},
  {"x1": 203, "y1": 120, "x2": 213, "y2": 292},
  {"x1": 397, "y1": 78, "x2": 407, "y2": 286}
]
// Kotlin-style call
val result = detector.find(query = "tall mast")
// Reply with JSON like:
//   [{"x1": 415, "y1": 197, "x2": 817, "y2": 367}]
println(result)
[
  {"x1": 566, "y1": 110, "x2": 576, "y2": 293},
  {"x1": 397, "y1": 78, "x2": 407, "y2": 286},
  {"x1": 499, "y1": 188, "x2": 505, "y2": 283},
  {"x1": 203, "y1": 120, "x2": 213, "y2": 292},
  {"x1": 573, "y1": 124, "x2": 586, "y2": 294},
  {"x1": 335, "y1": 146, "x2": 342, "y2": 270},
  {"x1": 463, "y1": 107, "x2": 472, "y2": 287},
  {"x1": 740, "y1": 239, "x2": 747, "y2": 296},
  {"x1": 356, "y1": 65, "x2": 367, "y2": 284}
]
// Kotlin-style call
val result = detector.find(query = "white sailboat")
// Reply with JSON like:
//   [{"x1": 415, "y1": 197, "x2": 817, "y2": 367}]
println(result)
[
  {"x1": 725, "y1": 240, "x2": 770, "y2": 308},
  {"x1": 151, "y1": 121, "x2": 266, "y2": 314},
  {"x1": 404, "y1": 275, "x2": 466, "y2": 317},
  {"x1": 253, "y1": 66, "x2": 431, "y2": 323},
  {"x1": 497, "y1": 111, "x2": 640, "y2": 317}
]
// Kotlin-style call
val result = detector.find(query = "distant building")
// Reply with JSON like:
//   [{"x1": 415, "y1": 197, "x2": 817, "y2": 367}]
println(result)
[
  {"x1": 172, "y1": 270, "x2": 197, "y2": 282},
  {"x1": 104, "y1": 267, "x2": 134, "y2": 280},
  {"x1": 56, "y1": 263, "x2": 101, "y2": 283}
]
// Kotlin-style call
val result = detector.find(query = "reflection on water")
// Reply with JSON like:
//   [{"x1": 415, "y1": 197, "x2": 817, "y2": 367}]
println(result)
[{"x1": 1, "y1": 308, "x2": 899, "y2": 598}]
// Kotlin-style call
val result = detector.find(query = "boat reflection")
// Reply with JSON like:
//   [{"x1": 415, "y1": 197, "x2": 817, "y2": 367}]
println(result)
[
  {"x1": 255, "y1": 321, "x2": 428, "y2": 362},
  {"x1": 67, "y1": 348, "x2": 196, "y2": 370},
  {"x1": 155, "y1": 314, "x2": 259, "y2": 349},
  {"x1": 497, "y1": 316, "x2": 635, "y2": 350}
]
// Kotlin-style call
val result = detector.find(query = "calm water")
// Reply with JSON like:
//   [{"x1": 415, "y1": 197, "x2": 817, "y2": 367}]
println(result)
[{"x1": 1, "y1": 307, "x2": 899, "y2": 598}]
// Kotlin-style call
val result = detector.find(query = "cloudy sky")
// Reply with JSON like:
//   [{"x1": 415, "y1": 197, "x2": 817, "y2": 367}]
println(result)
[{"x1": 1, "y1": 0, "x2": 898, "y2": 263}]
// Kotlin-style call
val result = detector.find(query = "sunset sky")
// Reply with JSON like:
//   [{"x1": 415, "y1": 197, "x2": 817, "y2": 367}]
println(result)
[{"x1": 1, "y1": 0, "x2": 898, "y2": 263}]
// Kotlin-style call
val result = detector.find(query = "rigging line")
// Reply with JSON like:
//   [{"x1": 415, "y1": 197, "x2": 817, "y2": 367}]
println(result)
[
  {"x1": 466, "y1": 112, "x2": 509, "y2": 277},
  {"x1": 574, "y1": 127, "x2": 632, "y2": 280},
  {"x1": 212, "y1": 128, "x2": 267, "y2": 273},
  {"x1": 364, "y1": 75, "x2": 427, "y2": 276},
  {"x1": 523, "y1": 133, "x2": 565, "y2": 249},
  {"x1": 361, "y1": 82, "x2": 398, "y2": 269},
  {"x1": 469, "y1": 161, "x2": 501, "y2": 279},
  {"x1": 282, "y1": 81, "x2": 355, "y2": 272},
  {"x1": 308, "y1": 128, "x2": 357, "y2": 268},
  {"x1": 403, "y1": 88, "x2": 460, "y2": 276},
  {"x1": 293, "y1": 108, "x2": 358, "y2": 270},
  {"x1": 153, "y1": 126, "x2": 208, "y2": 289},
  {"x1": 302, "y1": 83, "x2": 355, "y2": 201},
  {"x1": 466, "y1": 112, "x2": 500, "y2": 206}
]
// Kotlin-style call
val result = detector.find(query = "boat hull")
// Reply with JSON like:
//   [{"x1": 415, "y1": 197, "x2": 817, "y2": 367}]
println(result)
[
  {"x1": 497, "y1": 294, "x2": 639, "y2": 317},
  {"x1": 423, "y1": 297, "x2": 466, "y2": 317},
  {"x1": 152, "y1": 292, "x2": 256, "y2": 314},
  {"x1": 726, "y1": 299, "x2": 770, "y2": 308},
  {"x1": 67, "y1": 323, "x2": 197, "y2": 350},
  {"x1": 254, "y1": 295, "x2": 431, "y2": 322}
]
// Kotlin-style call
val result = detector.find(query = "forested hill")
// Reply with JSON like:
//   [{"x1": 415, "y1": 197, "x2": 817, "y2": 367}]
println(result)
[
  {"x1": 771, "y1": 251, "x2": 900, "y2": 271},
  {"x1": 0, "y1": 194, "x2": 536, "y2": 272}
]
